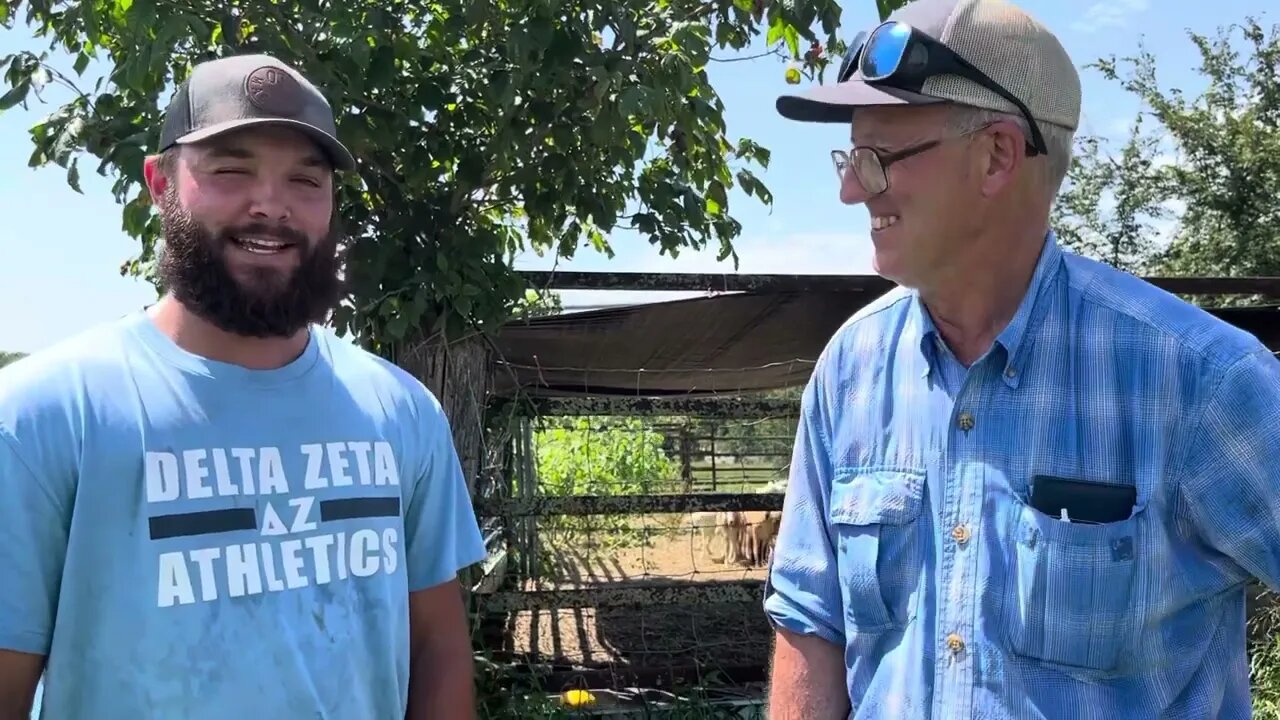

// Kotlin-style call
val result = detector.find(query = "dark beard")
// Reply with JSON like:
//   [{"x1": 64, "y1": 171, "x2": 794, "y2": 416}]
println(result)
[{"x1": 156, "y1": 186, "x2": 345, "y2": 338}]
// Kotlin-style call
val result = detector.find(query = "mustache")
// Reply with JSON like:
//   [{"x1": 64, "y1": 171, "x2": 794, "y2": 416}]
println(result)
[{"x1": 220, "y1": 222, "x2": 310, "y2": 246}]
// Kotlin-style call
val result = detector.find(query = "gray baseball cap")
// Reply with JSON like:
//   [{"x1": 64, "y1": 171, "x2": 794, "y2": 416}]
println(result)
[
  {"x1": 776, "y1": 0, "x2": 1081, "y2": 132},
  {"x1": 158, "y1": 53, "x2": 356, "y2": 171}
]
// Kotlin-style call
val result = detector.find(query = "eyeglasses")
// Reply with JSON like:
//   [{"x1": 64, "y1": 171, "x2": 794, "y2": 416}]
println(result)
[
  {"x1": 837, "y1": 21, "x2": 1047, "y2": 157},
  {"x1": 832, "y1": 123, "x2": 994, "y2": 196}
]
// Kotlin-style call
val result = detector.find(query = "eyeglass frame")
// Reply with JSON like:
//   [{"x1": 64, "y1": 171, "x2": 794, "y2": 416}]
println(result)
[
  {"x1": 831, "y1": 123, "x2": 996, "y2": 196},
  {"x1": 836, "y1": 21, "x2": 1047, "y2": 158}
]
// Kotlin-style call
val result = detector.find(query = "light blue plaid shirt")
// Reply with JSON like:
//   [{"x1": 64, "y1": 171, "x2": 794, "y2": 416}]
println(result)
[{"x1": 763, "y1": 231, "x2": 1280, "y2": 719}]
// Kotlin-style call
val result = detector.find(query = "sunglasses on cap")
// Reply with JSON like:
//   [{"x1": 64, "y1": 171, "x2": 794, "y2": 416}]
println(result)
[{"x1": 837, "y1": 21, "x2": 1047, "y2": 157}]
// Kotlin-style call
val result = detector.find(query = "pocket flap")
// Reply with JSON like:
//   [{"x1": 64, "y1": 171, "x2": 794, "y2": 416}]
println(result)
[{"x1": 829, "y1": 468, "x2": 925, "y2": 526}]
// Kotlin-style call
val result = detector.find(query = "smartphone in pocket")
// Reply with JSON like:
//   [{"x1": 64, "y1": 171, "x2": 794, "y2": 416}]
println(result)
[{"x1": 1029, "y1": 475, "x2": 1137, "y2": 524}]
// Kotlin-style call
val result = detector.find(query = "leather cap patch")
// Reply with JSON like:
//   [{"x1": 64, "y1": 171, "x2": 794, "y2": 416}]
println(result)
[{"x1": 245, "y1": 66, "x2": 303, "y2": 116}]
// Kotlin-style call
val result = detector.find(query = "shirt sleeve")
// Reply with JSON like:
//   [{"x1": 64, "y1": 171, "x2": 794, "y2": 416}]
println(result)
[
  {"x1": 1178, "y1": 346, "x2": 1280, "y2": 591},
  {"x1": 0, "y1": 428, "x2": 69, "y2": 655},
  {"x1": 402, "y1": 390, "x2": 489, "y2": 593},
  {"x1": 762, "y1": 366, "x2": 845, "y2": 646}
]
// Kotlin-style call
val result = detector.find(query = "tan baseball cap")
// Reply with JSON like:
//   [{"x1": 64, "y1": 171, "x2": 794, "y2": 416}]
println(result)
[{"x1": 776, "y1": 0, "x2": 1080, "y2": 132}]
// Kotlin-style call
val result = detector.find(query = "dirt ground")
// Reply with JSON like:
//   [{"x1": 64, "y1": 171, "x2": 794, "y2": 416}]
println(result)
[
  {"x1": 534, "y1": 518, "x2": 772, "y2": 587},
  {"x1": 502, "y1": 518, "x2": 775, "y2": 670}
]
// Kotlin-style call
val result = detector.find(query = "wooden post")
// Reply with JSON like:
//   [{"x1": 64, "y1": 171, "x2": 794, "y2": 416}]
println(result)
[
  {"x1": 680, "y1": 424, "x2": 694, "y2": 493},
  {"x1": 392, "y1": 332, "x2": 494, "y2": 628}
]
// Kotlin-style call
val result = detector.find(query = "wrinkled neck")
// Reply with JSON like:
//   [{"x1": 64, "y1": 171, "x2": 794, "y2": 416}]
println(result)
[{"x1": 919, "y1": 225, "x2": 1046, "y2": 366}]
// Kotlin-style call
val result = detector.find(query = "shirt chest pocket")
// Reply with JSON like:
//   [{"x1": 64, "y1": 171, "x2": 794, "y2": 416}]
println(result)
[
  {"x1": 828, "y1": 467, "x2": 928, "y2": 634},
  {"x1": 1000, "y1": 502, "x2": 1142, "y2": 674}
]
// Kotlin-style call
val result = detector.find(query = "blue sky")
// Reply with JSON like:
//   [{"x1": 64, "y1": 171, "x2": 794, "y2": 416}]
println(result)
[{"x1": 1, "y1": 0, "x2": 1274, "y2": 353}]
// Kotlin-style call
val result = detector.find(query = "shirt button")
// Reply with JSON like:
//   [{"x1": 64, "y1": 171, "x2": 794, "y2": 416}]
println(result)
[
  {"x1": 946, "y1": 633, "x2": 965, "y2": 654},
  {"x1": 957, "y1": 412, "x2": 975, "y2": 431},
  {"x1": 951, "y1": 525, "x2": 970, "y2": 545},
  {"x1": 1005, "y1": 367, "x2": 1017, "y2": 378}
]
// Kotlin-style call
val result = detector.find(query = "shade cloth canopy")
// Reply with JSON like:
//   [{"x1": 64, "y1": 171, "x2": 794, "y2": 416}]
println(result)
[{"x1": 491, "y1": 290, "x2": 1280, "y2": 398}]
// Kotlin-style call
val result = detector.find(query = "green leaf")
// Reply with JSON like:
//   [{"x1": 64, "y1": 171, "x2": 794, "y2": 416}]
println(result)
[
  {"x1": 876, "y1": 0, "x2": 909, "y2": 21},
  {"x1": 67, "y1": 158, "x2": 82, "y2": 194},
  {"x1": 708, "y1": 180, "x2": 727, "y2": 215},
  {"x1": 618, "y1": 86, "x2": 647, "y2": 118},
  {"x1": 784, "y1": 26, "x2": 801, "y2": 58},
  {"x1": 369, "y1": 46, "x2": 396, "y2": 87},
  {"x1": 385, "y1": 314, "x2": 409, "y2": 340},
  {"x1": 30, "y1": 67, "x2": 50, "y2": 93},
  {"x1": 121, "y1": 197, "x2": 151, "y2": 238},
  {"x1": 159, "y1": 14, "x2": 189, "y2": 47},
  {"x1": 0, "y1": 82, "x2": 28, "y2": 111},
  {"x1": 766, "y1": 17, "x2": 785, "y2": 47}
]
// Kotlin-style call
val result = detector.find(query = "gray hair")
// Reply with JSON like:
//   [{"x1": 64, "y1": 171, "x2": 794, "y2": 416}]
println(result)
[{"x1": 944, "y1": 105, "x2": 1074, "y2": 200}]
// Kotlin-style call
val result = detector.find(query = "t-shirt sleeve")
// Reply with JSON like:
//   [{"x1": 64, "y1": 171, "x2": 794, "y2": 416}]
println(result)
[
  {"x1": 401, "y1": 390, "x2": 488, "y2": 593},
  {"x1": 0, "y1": 428, "x2": 69, "y2": 655}
]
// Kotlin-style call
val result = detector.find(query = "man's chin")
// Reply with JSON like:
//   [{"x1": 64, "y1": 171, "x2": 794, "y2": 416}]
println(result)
[
  {"x1": 871, "y1": 252, "x2": 905, "y2": 285},
  {"x1": 229, "y1": 266, "x2": 298, "y2": 295},
  {"x1": 191, "y1": 301, "x2": 315, "y2": 339}
]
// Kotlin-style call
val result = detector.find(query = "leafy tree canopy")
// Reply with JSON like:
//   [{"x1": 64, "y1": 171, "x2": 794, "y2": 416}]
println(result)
[
  {"x1": 1053, "y1": 16, "x2": 1280, "y2": 305},
  {"x1": 0, "y1": 0, "x2": 862, "y2": 354}
]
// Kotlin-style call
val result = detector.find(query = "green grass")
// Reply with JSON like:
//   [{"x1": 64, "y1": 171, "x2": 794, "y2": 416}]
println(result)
[
  {"x1": 1252, "y1": 590, "x2": 1280, "y2": 719},
  {"x1": 1255, "y1": 640, "x2": 1280, "y2": 720}
]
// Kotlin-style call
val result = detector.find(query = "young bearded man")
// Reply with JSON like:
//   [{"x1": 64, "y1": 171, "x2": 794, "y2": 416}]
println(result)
[{"x1": 0, "y1": 53, "x2": 486, "y2": 720}]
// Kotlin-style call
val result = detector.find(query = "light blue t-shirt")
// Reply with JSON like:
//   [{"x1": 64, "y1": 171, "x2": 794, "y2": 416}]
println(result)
[{"x1": 0, "y1": 310, "x2": 488, "y2": 719}]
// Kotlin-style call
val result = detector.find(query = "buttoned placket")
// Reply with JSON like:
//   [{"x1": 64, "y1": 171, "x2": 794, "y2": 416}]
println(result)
[{"x1": 931, "y1": 360, "x2": 990, "y2": 720}]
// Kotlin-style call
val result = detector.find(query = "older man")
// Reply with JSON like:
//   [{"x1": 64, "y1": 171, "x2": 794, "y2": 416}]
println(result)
[
  {"x1": 762, "y1": 0, "x2": 1280, "y2": 718},
  {"x1": 0, "y1": 54, "x2": 485, "y2": 719}
]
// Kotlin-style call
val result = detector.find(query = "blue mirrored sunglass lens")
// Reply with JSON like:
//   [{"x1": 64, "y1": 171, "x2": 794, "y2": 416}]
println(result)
[{"x1": 862, "y1": 23, "x2": 911, "y2": 79}]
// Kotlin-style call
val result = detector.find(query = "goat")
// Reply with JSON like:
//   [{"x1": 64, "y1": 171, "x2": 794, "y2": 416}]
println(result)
[
  {"x1": 737, "y1": 510, "x2": 781, "y2": 567},
  {"x1": 687, "y1": 511, "x2": 723, "y2": 562},
  {"x1": 720, "y1": 511, "x2": 747, "y2": 565},
  {"x1": 687, "y1": 477, "x2": 787, "y2": 566},
  {"x1": 737, "y1": 478, "x2": 786, "y2": 566},
  {"x1": 687, "y1": 510, "x2": 744, "y2": 565}
]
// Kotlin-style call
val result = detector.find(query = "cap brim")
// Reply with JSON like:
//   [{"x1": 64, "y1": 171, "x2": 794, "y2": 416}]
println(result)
[
  {"x1": 176, "y1": 118, "x2": 357, "y2": 172},
  {"x1": 776, "y1": 76, "x2": 945, "y2": 123}
]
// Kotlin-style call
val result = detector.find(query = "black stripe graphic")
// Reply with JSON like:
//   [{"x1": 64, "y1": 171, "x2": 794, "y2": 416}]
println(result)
[
  {"x1": 149, "y1": 508, "x2": 257, "y2": 540},
  {"x1": 320, "y1": 497, "x2": 401, "y2": 522}
]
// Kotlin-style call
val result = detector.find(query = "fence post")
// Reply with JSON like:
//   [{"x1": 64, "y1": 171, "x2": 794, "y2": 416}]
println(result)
[
  {"x1": 680, "y1": 424, "x2": 694, "y2": 493},
  {"x1": 709, "y1": 424, "x2": 718, "y2": 492}
]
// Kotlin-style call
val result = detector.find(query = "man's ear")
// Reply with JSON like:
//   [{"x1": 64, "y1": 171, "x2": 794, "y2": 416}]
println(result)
[
  {"x1": 979, "y1": 120, "x2": 1025, "y2": 198},
  {"x1": 142, "y1": 153, "x2": 169, "y2": 204}
]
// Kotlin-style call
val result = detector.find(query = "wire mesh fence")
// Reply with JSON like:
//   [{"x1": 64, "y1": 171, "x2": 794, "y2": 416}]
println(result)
[
  {"x1": 472, "y1": 343, "x2": 1280, "y2": 713},
  {"x1": 469, "y1": 272, "x2": 1280, "y2": 716},
  {"x1": 473, "y1": 390, "x2": 800, "y2": 700}
]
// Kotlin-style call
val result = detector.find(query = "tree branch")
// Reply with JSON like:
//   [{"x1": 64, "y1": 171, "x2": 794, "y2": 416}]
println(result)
[{"x1": 710, "y1": 48, "x2": 781, "y2": 62}]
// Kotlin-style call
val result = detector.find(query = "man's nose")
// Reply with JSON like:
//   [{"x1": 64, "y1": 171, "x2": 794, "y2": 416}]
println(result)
[
  {"x1": 839, "y1": 167, "x2": 875, "y2": 205},
  {"x1": 247, "y1": 183, "x2": 291, "y2": 222}
]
